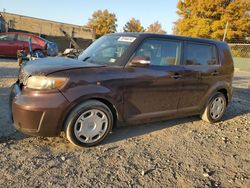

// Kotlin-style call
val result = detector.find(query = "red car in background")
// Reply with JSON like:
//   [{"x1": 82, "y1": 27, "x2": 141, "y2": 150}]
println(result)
[{"x1": 0, "y1": 32, "x2": 58, "y2": 57}]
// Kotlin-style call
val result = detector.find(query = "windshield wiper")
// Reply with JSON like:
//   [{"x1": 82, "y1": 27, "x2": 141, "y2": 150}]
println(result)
[{"x1": 82, "y1": 56, "x2": 91, "y2": 62}]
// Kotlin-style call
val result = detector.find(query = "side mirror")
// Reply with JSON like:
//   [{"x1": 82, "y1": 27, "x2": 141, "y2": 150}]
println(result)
[{"x1": 129, "y1": 56, "x2": 151, "y2": 67}]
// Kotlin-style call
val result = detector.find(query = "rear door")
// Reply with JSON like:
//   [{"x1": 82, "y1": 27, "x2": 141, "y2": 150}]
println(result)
[
  {"x1": 178, "y1": 41, "x2": 220, "y2": 115},
  {"x1": 123, "y1": 38, "x2": 184, "y2": 122},
  {"x1": 0, "y1": 33, "x2": 17, "y2": 56}
]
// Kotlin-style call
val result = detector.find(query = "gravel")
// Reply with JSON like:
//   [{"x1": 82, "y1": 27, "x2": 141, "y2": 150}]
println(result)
[{"x1": 0, "y1": 58, "x2": 249, "y2": 187}]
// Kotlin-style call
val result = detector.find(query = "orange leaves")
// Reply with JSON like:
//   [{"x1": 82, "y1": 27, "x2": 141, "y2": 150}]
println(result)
[
  {"x1": 87, "y1": 9, "x2": 117, "y2": 38},
  {"x1": 123, "y1": 18, "x2": 145, "y2": 32},
  {"x1": 146, "y1": 21, "x2": 166, "y2": 34},
  {"x1": 174, "y1": 0, "x2": 250, "y2": 41}
]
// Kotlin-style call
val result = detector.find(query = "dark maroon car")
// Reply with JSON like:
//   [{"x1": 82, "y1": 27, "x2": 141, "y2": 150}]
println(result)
[
  {"x1": 10, "y1": 33, "x2": 234, "y2": 147},
  {"x1": 0, "y1": 32, "x2": 58, "y2": 57}
]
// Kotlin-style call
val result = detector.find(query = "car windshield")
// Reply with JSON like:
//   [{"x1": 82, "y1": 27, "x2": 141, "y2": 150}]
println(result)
[{"x1": 78, "y1": 35, "x2": 137, "y2": 66}]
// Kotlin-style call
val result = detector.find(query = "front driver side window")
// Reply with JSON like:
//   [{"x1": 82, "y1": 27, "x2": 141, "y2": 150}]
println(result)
[
  {"x1": 17, "y1": 34, "x2": 30, "y2": 42},
  {"x1": 134, "y1": 39, "x2": 182, "y2": 66}
]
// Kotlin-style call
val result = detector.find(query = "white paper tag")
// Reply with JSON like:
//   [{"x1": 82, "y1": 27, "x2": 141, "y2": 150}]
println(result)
[
  {"x1": 109, "y1": 58, "x2": 116, "y2": 63},
  {"x1": 118, "y1": 36, "x2": 136, "y2": 43}
]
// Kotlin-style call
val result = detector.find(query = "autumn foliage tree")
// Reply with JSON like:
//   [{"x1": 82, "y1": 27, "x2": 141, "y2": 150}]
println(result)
[
  {"x1": 123, "y1": 18, "x2": 145, "y2": 32},
  {"x1": 173, "y1": 0, "x2": 250, "y2": 42},
  {"x1": 146, "y1": 21, "x2": 166, "y2": 34},
  {"x1": 87, "y1": 9, "x2": 117, "y2": 38}
]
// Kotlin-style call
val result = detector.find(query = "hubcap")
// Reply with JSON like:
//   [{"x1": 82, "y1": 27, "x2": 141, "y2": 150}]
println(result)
[
  {"x1": 74, "y1": 109, "x2": 108, "y2": 143},
  {"x1": 210, "y1": 97, "x2": 225, "y2": 120}
]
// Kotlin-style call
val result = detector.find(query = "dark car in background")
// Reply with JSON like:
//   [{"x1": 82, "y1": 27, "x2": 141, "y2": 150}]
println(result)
[
  {"x1": 0, "y1": 32, "x2": 58, "y2": 57},
  {"x1": 10, "y1": 33, "x2": 234, "y2": 147}
]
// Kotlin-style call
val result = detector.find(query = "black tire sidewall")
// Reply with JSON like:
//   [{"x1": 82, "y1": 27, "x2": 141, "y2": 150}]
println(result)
[
  {"x1": 65, "y1": 102, "x2": 113, "y2": 147},
  {"x1": 206, "y1": 92, "x2": 227, "y2": 123},
  {"x1": 33, "y1": 50, "x2": 44, "y2": 58}
]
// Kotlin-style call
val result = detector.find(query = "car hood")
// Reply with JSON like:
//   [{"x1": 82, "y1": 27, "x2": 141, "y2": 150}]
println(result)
[{"x1": 23, "y1": 57, "x2": 102, "y2": 75}]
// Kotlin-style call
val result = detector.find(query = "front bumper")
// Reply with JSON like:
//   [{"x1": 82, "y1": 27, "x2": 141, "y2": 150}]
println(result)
[{"x1": 10, "y1": 83, "x2": 70, "y2": 136}]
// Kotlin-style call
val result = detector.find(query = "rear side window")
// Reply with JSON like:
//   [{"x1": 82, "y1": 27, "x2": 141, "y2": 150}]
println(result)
[
  {"x1": 134, "y1": 39, "x2": 182, "y2": 66},
  {"x1": 0, "y1": 34, "x2": 16, "y2": 41},
  {"x1": 185, "y1": 42, "x2": 218, "y2": 66}
]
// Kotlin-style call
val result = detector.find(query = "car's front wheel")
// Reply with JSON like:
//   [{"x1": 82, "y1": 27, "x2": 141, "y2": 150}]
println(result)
[
  {"x1": 33, "y1": 50, "x2": 45, "y2": 58},
  {"x1": 65, "y1": 100, "x2": 113, "y2": 147},
  {"x1": 201, "y1": 92, "x2": 227, "y2": 123}
]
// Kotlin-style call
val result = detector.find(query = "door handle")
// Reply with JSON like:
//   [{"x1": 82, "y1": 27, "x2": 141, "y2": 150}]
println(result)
[{"x1": 171, "y1": 73, "x2": 182, "y2": 79}]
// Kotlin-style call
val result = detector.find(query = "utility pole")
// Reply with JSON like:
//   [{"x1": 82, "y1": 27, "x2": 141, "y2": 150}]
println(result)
[{"x1": 223, "y1": 21, "x2": 229, "y2": 41}]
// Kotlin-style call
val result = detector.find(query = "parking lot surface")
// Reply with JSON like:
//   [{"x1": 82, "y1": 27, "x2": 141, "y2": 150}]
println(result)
[{"x1": 0, "y1": 58, "x2": 249, "y2": 187}]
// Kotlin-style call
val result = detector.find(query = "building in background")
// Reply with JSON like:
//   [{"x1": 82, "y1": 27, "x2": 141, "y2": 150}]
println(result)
[{"x1": 0, "y1": 12, "x2": 95, "y2": 51}]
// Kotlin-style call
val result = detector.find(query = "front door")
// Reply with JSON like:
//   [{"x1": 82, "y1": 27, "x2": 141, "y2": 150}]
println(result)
[
  {"x1": 123, "y1": 38, "x2": 183, "y2": 122},
  {"x1": 17, "y1": 34, "x2": 31, "y2": 53}
]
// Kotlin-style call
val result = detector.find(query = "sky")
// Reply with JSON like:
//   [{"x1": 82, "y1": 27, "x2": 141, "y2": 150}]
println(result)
[{"x1": 0, "y1": 0, "x2": 179, "y2": 34}]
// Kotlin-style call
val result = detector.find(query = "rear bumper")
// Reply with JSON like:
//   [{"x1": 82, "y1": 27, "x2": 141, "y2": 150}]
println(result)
[{"x1": 10, "y1": 83, "x2": 70, "y2": 136}]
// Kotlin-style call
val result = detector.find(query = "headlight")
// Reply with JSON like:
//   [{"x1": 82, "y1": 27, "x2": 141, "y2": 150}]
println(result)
[{"x1": 26, "y1": 76, "x2": 67, "y2": 90}]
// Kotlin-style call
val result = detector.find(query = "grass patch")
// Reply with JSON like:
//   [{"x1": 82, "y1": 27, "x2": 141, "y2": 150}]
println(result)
[{"x1": 234, "y1": 57, "x2": 250, "y2": 72}]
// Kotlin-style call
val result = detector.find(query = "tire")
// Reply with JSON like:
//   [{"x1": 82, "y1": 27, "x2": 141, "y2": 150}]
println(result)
[
  {"x1": 65, "y1": 100, "x2": 113, "y2": 147},
  {"x1": 33, "y1": 50, "x2": 44, "y2": 58},
  {"x1": 201, "y1": 92, "x2": 227, "y2": 123}
]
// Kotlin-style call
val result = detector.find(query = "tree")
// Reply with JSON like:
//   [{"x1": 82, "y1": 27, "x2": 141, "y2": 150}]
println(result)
[
  {"x1": 173, "y1": 0, "x2": 250, "y2": 42},
  {"x1": 146, "y1": 21, "x2": 166, "y2": 34},
  {"x1": 87, "y1": 9, "x2": 117, "y2": 38},
  {"x1": 123, "y1": 18, "x2": 145, "y2": 32}
]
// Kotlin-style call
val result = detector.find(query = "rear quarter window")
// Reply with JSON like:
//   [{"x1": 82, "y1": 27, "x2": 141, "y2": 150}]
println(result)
[{"x1": 184, "y1": 42, "x2": 218, "y2": 66}]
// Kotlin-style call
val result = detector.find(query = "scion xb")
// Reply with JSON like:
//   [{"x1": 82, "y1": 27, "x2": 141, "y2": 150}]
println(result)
[{"x1": 10, "y1": 33, "x2": 234, "y2": 147}]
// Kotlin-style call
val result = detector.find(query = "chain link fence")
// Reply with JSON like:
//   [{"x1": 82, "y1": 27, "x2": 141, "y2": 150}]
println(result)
[
  {"x1": 228, "y1": 43, "x2": 250, "y2": 71},
  {"x1": 229, "y1": 44, "x2": 250, "y2": 58}
]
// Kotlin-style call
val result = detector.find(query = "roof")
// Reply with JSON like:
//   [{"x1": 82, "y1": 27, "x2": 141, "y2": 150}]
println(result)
[{"x1": 109, "y1": 32, "x2": 226, "y2": 45}]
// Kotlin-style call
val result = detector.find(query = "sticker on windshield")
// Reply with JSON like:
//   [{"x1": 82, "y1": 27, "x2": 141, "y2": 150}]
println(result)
[
  {"x1": 109, "y1": 58, "x2": 116, "y2": 63},
  {"x1": 118, "y1": 36, "x2": 136, "y2": 43}
]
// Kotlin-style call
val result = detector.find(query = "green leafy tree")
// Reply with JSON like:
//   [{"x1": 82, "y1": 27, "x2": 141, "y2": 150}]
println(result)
[
  {"x1": 87, "y1": 9, "x2": 117, "y2": 38},
  {"x1": 146, "y1": 21, "x2": 166, "y2": 34},
  {"x1": 173, "y1": 0, "x2": 250, "y2": 42},
  {"x1": 123, "y1": 18, "x2": 145, "y2": 32}
]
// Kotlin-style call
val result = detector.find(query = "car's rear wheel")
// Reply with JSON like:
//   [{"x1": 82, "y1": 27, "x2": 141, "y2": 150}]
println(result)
[
  {"x1": 201, "y1": 92, "x2": 227, "y2": 123},
  {"x1": 65, "y1": 100, "x2": 113, "y2": 147}
]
